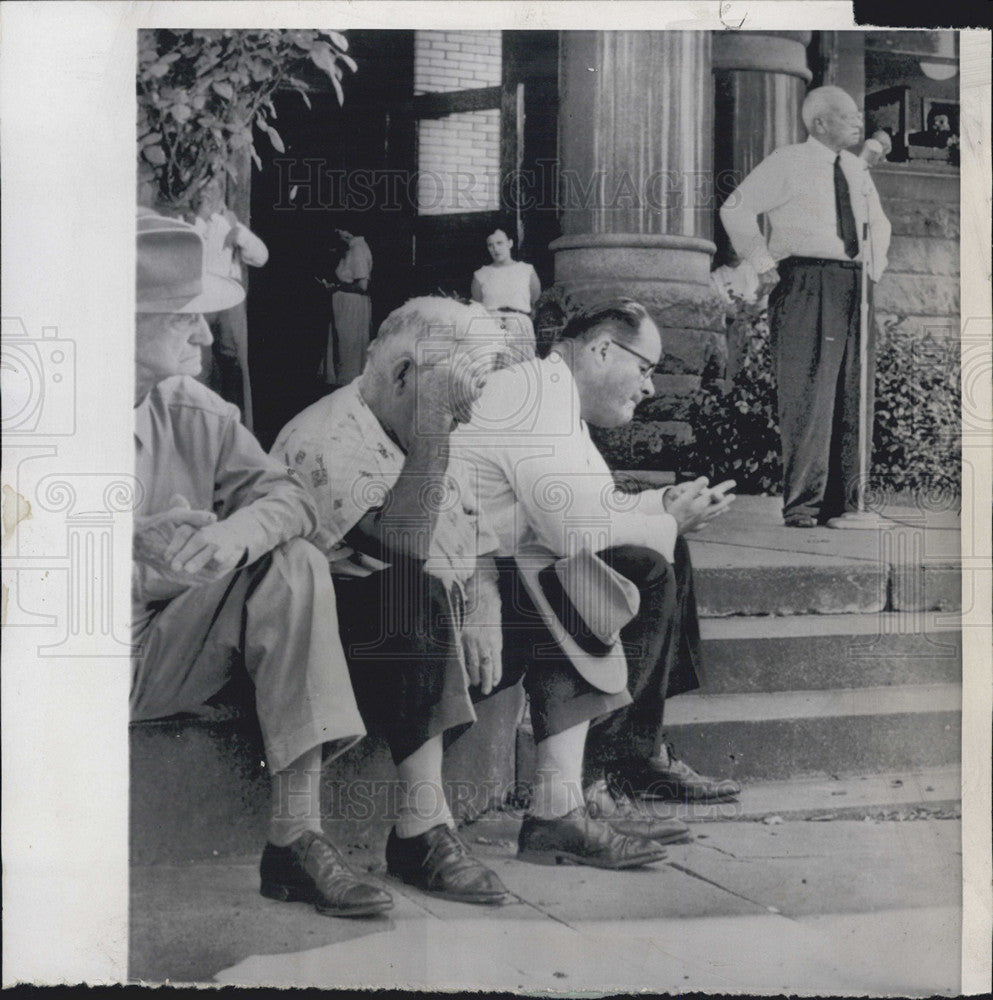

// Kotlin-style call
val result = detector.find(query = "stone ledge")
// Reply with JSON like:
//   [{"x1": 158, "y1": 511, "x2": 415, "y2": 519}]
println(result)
[
  {"x1": 131, "y1": 684, "x2": 524, "y2": 864},
  {"x1": 884, "y1": 198, "x2": 960, "y2": 240},
  {"x1": 887, "y1": 236, "x2": 959, "y2": 277},
  {"x1": 874, "y1": 273, "x2": 959, "y2": 316}
]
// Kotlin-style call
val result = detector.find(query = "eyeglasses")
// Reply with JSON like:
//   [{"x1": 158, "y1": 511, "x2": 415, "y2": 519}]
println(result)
[{"x1": 609, "y1": 339, "x2": 659, "y2": 380}]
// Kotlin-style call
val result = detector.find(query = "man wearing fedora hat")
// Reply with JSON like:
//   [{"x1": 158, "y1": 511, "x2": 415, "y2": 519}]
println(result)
[
  {"x1": 132, "y1": 211, "x2": 394, "y2": 919},
  {"x1": 273, "y1": 295, "x2": 669, "y2": 885},
  {"x1": 450, "y1": 298, "x2": 741, "y2": 854}
]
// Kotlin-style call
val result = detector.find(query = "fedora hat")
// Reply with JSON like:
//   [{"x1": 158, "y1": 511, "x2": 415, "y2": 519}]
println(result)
[
  {"x1": 515, "y1": 548, "x2": 639, "y2": 694},
  {"x1": 136, "y1": 211, "x2": 244, "y2": 314}
]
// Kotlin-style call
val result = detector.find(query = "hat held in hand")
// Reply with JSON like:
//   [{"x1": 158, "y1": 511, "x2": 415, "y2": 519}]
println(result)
[
  {"x1": 515, "y1": 547, "x2": 639, "y2": 694},
  {"x1": 136, "y1": 211, "x2": 244, "y2": 314}
]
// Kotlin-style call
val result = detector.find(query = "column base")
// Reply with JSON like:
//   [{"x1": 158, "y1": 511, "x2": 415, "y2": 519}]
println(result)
[{"x1": 541, "y1": 234, "x2": 725, "y2": 474}]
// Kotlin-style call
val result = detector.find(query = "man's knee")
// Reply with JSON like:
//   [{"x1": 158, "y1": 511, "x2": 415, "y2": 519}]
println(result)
[
  {"x1": 599, "y1": 544, "x2": 674, "y2": 589},
  {"x1": 256, "y1": 538, "x2": 333, "y2": 613},
  {"x1": 273, "y1": 536, "x2": 329, "y2": 579}
]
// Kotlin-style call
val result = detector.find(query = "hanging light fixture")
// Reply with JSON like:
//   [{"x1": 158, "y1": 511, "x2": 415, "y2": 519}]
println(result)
[{"x1": 920, "y1": 32, "x2": 958, "y2": 81}]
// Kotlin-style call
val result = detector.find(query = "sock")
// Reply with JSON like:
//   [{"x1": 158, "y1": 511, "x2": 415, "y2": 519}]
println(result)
[
  {"x1": 647, "y1": 730, "x2": 671, "y2": 770},
  {"x1": 529, "y1": 721, "x2": 588, "y2": 819},
  {"x1": 394, "y1": 736, "x2": 454, "y2": 839},
  {"x1": 267, "y1": 746, "x2": 324, "y2": 847}
]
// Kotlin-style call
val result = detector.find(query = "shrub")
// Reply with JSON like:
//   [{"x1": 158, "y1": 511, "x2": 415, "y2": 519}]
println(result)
[
  {"x1": 685, "y1": 301, "x2": 782, "y2": 494},
  {"x1": 684, "y1": 304, "x2": 961, "y2": 500},
  {"x1": 872, "y1": 315, "x2": 961, "y2": 499}
]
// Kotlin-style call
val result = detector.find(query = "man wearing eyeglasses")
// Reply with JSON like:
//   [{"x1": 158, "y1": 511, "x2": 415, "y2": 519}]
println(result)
[{"x1": 450, "y1": 299, "x2": 740, "y2": 864}]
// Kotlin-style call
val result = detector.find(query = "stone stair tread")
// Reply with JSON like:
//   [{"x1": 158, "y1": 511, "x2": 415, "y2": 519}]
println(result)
[
  {"x1": 700, "y1": 611, "x2": 962, "y2": 640},
  {"x1": 637, "y1": 766, "x2": 961, "y2": 823},
  {"x1": 686, "y1": 495, "x2": 960, "y2": 567},
  {"x1": 691, "y1": 542, "x2": 886, "y2": 570},
  {"x1": 665, "y1": 683, "x2": 961, "y2": 725}
]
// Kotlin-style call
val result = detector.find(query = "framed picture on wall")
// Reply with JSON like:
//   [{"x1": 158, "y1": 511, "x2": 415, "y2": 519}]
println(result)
[{"x1": 920, "y1": 97, "x2": 959, "y2": 136}]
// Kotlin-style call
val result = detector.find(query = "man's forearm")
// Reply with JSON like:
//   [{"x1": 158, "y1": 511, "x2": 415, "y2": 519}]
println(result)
[
  {"x1": 363, "y1": 435, "x2": 452, "y2": 559},
  {"x1": 720, "y1": 203, "x2": 776, "y2": 274}
]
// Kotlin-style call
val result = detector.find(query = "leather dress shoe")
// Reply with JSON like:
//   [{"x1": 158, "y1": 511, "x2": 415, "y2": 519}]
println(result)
[
  {"x1": 584, "y1": 779, "x2": 692, "y2": 845},
  {"x1": 608, "y1": 753, "x2": 741, "y2": 803},
  {"x1": 260, "y1": 830, "x2": 393, "y2": 918},
  {"x1": 517, "y1": 807, "x2": 667, "y2": 869},
  {"x1": 385, "y1": 824, "x2": 510, "y2": 905}
]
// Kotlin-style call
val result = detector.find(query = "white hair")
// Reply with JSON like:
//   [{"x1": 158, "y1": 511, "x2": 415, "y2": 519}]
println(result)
[
  {"x1": 364, "y1": 296, "x2": 499, "y2": 378},
  {"x1": 801, "y1": 86, "x2": 853, "y2": 131}
]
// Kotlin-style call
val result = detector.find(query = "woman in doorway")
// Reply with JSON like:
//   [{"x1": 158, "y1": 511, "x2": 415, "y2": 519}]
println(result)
[
  {"x1": 322, "y1": 228, "x2": 373, "y2": 385},
  {"x1": 471, "y1": 227, "x2": 541, "y2": 362}
]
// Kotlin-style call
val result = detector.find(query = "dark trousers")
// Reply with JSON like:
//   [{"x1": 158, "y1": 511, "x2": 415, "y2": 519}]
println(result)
[
  {"x1": 332, "y1": 540, "x2": 701, "y2": 768},
  {"x1": 333, "y1": 563, "x2": 476, "y2": 766},
  {"x1": 584, "y1": 537, "x2": 702, "y2": 764},
  {"x1": 199, "y1": 302, "x2": 253, "y2": 430},
  {"x1": 768, "y1": 257, "x2": 872, "y2": 521},
  {"x1": 332, "y1": 554, "x2": 626, "y2": 767}
]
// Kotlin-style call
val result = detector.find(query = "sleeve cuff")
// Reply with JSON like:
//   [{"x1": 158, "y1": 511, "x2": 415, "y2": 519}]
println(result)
[{"x1": 749, "y1": 250, "x2": 777, "y2": 275}]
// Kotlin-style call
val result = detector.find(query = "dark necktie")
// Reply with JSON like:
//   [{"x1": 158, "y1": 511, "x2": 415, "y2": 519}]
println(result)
[{"x1": 834, "y1": 155, "x2": 859, "y2": 259}]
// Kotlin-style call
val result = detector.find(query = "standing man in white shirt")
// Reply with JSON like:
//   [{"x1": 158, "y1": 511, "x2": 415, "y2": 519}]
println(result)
[
  {"x1": 720, "y1": 86, "x2": 891, "y2": 527},
  {"x1": 191, "y1": 174, "x2": 270, "y2": 431}
]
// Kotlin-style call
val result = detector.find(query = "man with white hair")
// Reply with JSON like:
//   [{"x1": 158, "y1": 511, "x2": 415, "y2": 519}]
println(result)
[
  {"x1": 720, "y1": 85, "x2": 891, "y2": 527},
  {"x1": 273, "y1": 296, "x2": 668, "y2": 891},
  {"x1": 132, "y1": 211, "x2": 393, "y2": 919}
]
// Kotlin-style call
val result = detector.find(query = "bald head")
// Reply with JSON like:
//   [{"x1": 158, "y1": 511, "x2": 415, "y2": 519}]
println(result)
[{"x1": 802, "y1": 86, "x2": 863, "y2": 152}]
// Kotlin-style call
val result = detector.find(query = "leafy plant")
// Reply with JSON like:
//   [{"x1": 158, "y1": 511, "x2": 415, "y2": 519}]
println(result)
[
  {"x1": 685, "y1": 302, "x2": 961, "y2": 499},
  {"x1": 685, "y1": 300, "x2": 782, "y2": 494},
  {"x1": 872, "y1": 315, "x2": 960, "y2": 498},
  {"x1": 137, "y1": 29, "x2": 355, "y2": 210}
]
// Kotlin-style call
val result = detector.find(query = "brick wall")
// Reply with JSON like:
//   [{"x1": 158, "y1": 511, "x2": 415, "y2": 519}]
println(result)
[
  {"x1": 414, "y1": 30, "x2": 502, "y2": 215},
  {"x1": 414, "y1": 30, "x2": 501, "y2": 94}
]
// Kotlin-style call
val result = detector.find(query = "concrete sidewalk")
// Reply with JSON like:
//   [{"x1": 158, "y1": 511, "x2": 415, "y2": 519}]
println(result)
[{"x1": 130, "y1": 776, "x2": 963, "y2": 993}]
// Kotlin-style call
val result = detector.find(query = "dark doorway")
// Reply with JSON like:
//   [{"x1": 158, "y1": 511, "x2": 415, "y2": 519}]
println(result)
[
  {"x1": 245, "y1": 29, "x2": 561, "y2": 449},
  {"x1": 247, "y1": 30, "x2": 416, "y2": 448}
]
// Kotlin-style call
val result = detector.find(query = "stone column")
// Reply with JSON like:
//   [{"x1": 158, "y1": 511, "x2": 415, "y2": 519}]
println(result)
[
  {"x1": 712, "y1": 31, "x2": 812, "y2": 266},
  {"x1": 711, "y1": 32, "x2": 811, "y2": 382},
  {"x1": 549, "y1": 31, "x2": 723, "y2": 471}
]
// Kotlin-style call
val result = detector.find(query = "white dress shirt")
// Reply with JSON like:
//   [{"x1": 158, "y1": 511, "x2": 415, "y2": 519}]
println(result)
[
  {"x1": 720, "y1": 136, "x2": 891, "y2": 282},
  {"x1": 193, "y1": 211, "x2": 269, "y2": 280},
  {"x1": 450, "y1": 353, "x2": 679, "y2": 564}
]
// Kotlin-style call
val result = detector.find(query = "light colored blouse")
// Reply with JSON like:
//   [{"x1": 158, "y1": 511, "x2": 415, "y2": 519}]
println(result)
[{"x1": 473, "y1": 260, "x2": 537, "y2": 313}]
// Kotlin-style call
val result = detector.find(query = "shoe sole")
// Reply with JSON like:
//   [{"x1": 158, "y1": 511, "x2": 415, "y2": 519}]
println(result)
[
  {"x1": 517, "y1": 848, "x2": 666, "y2": 870},
  {"x1": 648, "y1": 832, "x2": 693, "y2": 845},
  {"x1": 386, "y1": 872, "x2": 510, "y2": 906},
  {"x1": 599, "y1": 820, "x2": 692, "y2": 845},
  {"x1": 634, "y1": 788, "x2": 741, "y2": 803},
  {"x1": 261, "y1": 881, "x2": 394, "y2": 918}
]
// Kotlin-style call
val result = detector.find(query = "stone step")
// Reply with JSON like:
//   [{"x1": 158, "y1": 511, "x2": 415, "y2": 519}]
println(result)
[
  {"x1": 131, "y1": 685, "x2": 524, "y2": 865},
  {"x1": 686, "y1": 497, "x2": 961, "y2": 616},
  {"x1": 694, "y1": 552, "x2": 888, "y2": 616},
  {"x1": 580, "y1": 683, "x2": 962, "y2": 782},
  {"x1": 699, "y1": 613, "x2": 962, "y2": 693},
  {"x1": 640, "y1": 765, "x2": 962, "y2": 824}
]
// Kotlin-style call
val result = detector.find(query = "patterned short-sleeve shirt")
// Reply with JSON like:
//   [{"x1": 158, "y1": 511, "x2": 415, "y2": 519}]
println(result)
[{"x1": 271, "y1": 378, "x2": 494, "y2": 586}]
